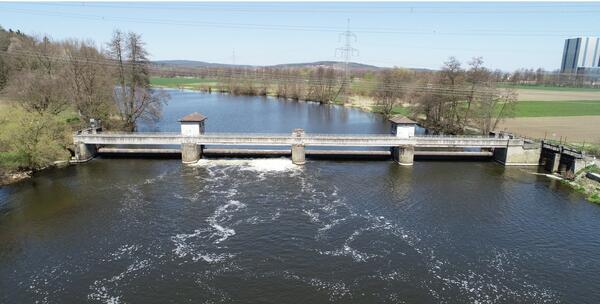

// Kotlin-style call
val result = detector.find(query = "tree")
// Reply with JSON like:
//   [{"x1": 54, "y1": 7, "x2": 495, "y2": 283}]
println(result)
[
  {"x1": 462, "y1": 57, "x2": 490, "y2": 130},
  {"x1": 374, "y1": 68, "x2": 408, "y2": 117},
  {"x1": 472, "y1": 87, "x2": 518, "y2": 134},
  {"x1": 108, "y1": 30, "x2": 168, "y2": 131},
  {"x1": 0, "y1": 26, "x2": 10, "y2": 90},
  {"x1": 0, "y1": 106, "x2": 70, "y2": 171},
  {"x1": 307, "y1": 67, "x2": 339, "y2": 103},
  {"x1": 439, "y1": 57, "x2": 465, "y2": 130},
  {"x1": 63, "y1": 39, "x2": 115, "y2": 125},
  {"x1": 4, "y1": 35, "x2": 69, "y2": 115},
  {"x1": 441, "y1": 56, "x2": 462, "y2": 86}
]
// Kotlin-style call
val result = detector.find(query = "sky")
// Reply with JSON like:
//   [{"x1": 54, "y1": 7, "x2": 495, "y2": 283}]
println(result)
[{"x1": 1, "y1": 1, "x2": 600, "y2": 71}]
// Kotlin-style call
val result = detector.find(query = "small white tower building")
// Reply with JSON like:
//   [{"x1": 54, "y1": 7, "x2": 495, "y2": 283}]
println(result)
[
  {"x1": 179, "y1": 112, "x2": 207, "y2": 136},
  {"x1": 389, "y1": 115, "x2": 417, "y2": 139}
]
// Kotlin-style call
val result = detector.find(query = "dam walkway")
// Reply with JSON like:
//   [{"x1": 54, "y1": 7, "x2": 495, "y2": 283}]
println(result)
[{"x1": 73, "y1": 129, "x2": 530, "y2": 166}]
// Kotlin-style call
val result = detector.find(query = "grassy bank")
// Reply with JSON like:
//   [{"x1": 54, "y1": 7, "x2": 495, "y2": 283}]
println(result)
[{"x1": 567, "y1": 165, "x2": 600, "y2": 205}]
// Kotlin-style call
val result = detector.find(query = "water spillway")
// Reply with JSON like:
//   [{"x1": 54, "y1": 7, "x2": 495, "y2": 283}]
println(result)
[{"x1": 74, "y1": 128, "x2": 529, "y2": 166}]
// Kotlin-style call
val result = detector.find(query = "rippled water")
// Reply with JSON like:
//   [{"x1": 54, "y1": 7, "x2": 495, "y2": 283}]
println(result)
[{"x1": 1, "y1": 91, "x2": 599, "y2": 303}]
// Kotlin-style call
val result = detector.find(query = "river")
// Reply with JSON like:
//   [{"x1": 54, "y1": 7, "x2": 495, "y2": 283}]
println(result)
[{"x1": 1, "y1": 90, "x2": 599, "y2": 303}]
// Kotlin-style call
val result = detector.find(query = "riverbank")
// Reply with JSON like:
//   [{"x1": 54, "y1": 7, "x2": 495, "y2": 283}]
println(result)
[
  {"x1": 0, "y1": 101, "x2": 74, "y2": 187},
  {"x1": 150, "y1": 80, "x2": 408, "y2": 117},
  {"x1": 0, "y1": 171, "x2": 31, "y2": 186},
  {"x1": 569, "y1": 165, "x2": 600, "y2": 204}
]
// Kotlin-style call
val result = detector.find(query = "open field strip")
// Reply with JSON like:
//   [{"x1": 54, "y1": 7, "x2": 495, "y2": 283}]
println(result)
[
  {"x1": 497, "y1": 115, "x2": 600, "y2": 142},
  {"x1": 512, "y1": 100, "x2": 600, "y2": 117},
  {"x1": 516, "y1": 88, "x2": 600, "y2": 101},
  {"x1": 501, "y1": 84, "x2": 600, "y2": 92},
  {"x1": 150, "y1": 77, "x2": 218, "y2": 88}
]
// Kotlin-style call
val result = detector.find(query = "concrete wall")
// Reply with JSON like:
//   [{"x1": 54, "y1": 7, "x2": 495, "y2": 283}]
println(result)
[{"x1": 493, "y1": 145, "x2": 541, "y2": 166}]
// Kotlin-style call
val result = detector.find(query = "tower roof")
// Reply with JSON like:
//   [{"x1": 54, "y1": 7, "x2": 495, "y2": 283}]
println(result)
[
  {"x1": 179, "y1": 112, "x2": 207, "y2": 122},
  {"x1": 389, "y1": 115, "x2": 417, "y2": 124}
]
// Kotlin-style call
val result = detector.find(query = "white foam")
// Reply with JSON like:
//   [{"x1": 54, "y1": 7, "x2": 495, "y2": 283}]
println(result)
[
  {"x1": 88, "y1": 286, "x2": 122, "y2": 304},
  {"x1": 281, "y1": 271, "x2": 351, "y2": 300},
  {"x1": 192, "y1": 158, "x2": 300, "y2": 173},
  {"x1": 192, "y1": 252, "x2": 235, "y2": 263},
  {"x1": 207, "y1": 200, "x2": 246, "y2": 243}
]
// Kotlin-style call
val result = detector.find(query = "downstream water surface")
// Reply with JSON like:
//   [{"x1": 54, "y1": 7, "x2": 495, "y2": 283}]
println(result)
[{"x1": 1, "y1": 90, "x2": 599, "y2": 303}]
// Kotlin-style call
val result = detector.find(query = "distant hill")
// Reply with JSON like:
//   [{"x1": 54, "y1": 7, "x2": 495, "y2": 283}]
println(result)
[
  {"x1": 152, "y1": 60, "x2": 255, "y2": 69},
  {"x1": 270, "y1": 61, "x2": 381, "y2": 71},
  {"x1": 153, "y1": 60, "x2": 382, "y2": 71}
]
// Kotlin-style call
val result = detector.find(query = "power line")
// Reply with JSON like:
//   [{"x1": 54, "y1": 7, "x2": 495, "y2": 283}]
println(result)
[
  {"x1": 14, "y1": 2, "x2": 600, "y2": 14},
  {"x1": 1, "y1": 6, "x2": 599, "y2": 37},
  {"x1": 335, "y1": 19, "x2": 359, "y2": 101}
]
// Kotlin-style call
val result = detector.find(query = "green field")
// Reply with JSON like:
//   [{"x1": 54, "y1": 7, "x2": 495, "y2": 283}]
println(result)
[
  {"x1": 150, "y1": 77, "x2": 217, "y2": 87},
  {"x1": 389, "y1": 105, "x2": 411, "y2": 116},
  {"x1": 387, "y1": 100, "x2": 600, "y2": 118},
  {"x1": 511, "y1": 100, "x2": 600, "y2": 117},
  {"x1": 499, "y1": 83, "x2": 600, "y2": 92}
]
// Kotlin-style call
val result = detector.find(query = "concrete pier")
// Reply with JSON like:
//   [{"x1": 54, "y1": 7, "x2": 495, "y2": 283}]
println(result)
[
  {"x1": 75, "y1": 142, "x2": 97, "y2": 162},
  {"x1": 552, "y1": 153, "x2": 561, "y2": 173},
  {"x1": 393, "y1": 145, "x2": 414, "y2": 166},
  {"x1": 291, "y1": 144, "x2": 306, "y2": 165},
  {"x1": 181, "y1": 142, "x2": 202, "y2": 164},
  {"x1": 291, "y1": 128, "x2": 306, "y2": 165}
]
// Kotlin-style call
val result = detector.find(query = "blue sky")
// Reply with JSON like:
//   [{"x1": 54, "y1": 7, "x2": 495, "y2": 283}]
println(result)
[{"x1": 1, "y1": 2, "x2": 599, "y2": 71}]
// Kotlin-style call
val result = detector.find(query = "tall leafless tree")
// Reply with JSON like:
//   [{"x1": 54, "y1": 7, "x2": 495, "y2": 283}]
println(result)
[
  {"x1": 4, "y1": 35, "x2": 69, "y2": 115},
  {"x1": 108, "y1": 30, "x2": 168, "y2": 131},
  {"x1": 63, "y1": 39, "x2": 115, "y2": 125}
]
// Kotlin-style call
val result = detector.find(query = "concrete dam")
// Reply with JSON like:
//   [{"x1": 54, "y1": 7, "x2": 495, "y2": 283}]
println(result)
[{"x1": 72, "y1": 113, "x2": 584, "y2": 172}]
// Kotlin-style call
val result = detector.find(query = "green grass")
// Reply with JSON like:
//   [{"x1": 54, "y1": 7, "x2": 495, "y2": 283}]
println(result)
[
  {"x1": 390, "y1": 105, "x2": 410, "y2": 116},
  {"x1": 150, "y1": 77, "x2": 217, "y2": 87},
  {"x1": 510, "y1": 100, "x2": 600, "y2": 117},
  {"x1": 499, "y1": 83, "x2": 600, "y2": 92}
]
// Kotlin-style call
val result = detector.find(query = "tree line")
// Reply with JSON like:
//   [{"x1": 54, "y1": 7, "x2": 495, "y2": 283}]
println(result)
[
  {"x1": 155, "y1": 57, "x2": 518, "y2": 135},
  {"x1": 0, "y1": 26, "x2": 168, "y2": 173}
]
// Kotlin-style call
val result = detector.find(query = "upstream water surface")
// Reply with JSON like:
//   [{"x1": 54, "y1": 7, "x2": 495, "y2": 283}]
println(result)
[{"x1": 1, "y1": 90, "x2": 599, "y2": 303}]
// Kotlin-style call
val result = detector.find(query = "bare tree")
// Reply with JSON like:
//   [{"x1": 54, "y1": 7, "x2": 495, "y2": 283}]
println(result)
[
  {"x1": 63, "y1": 39, "x2": 115, "y2": 125},
  {"x1": 4, "y1": 35, "x2": 69, "y2": 115},
  {"x1": 108, "y1": 30, "x2": 168, "y2": 131},
  {"x1": 439, "y1": 57, "x2": 465, "y2": 129},
  {"x1": 473, "y1": 87, "x2": 518, "y2": 134},
  {"x1": 462, "y1": 56, "x2": 489, "y2": 130},
  {"x1": 374, "y1": 69, "x2": 407, "y2": 117},
  {"x1": 307, "y1": 67, "x2": 340, "y2": 103}
]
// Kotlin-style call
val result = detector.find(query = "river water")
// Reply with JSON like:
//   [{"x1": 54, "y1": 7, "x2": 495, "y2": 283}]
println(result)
[{"x1": 1, "y1": 90, "x2": 599, "y2": 303}]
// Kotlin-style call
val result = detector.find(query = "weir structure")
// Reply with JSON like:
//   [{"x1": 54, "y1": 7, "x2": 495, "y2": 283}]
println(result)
[
  {"x1": 538, "y1": 141, "x2": 588, "y2": 176},
  {"x1": 73, "y1": 113, "x2": 547, "y2": 167}
]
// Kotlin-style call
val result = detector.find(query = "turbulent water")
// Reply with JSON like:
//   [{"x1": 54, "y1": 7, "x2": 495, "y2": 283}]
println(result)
[{"x1": 1, "y1": 90, "x2": 600, "y2": 303}]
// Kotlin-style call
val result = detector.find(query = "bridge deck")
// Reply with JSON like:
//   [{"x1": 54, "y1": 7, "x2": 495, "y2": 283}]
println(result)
[{"x1": 75, "y1": 132, "x2": 516, "y2": 148}]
